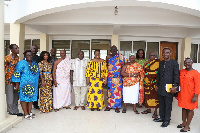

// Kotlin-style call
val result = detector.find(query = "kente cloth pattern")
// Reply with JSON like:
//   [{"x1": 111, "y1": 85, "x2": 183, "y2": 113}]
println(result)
[
  {"x1": 143, "y1": 59, "x2": 160, "y2": 108},
  {"x1": 107, "y1": 53, "x2": 127, "y2": 109},
  {"x1": 178, "y1": 69, "x2": 200, "y2": 110},
  {"x1": 86, "y1": 60, "x2": 108, "y2": 109},
  {"x1": 4, "y1": 54, "x2": 19, "y2": 85},
  {"x1": 53, "y1": 58, "x2": 71, "y2": 109},
  {"x1": 123, "y1": 62, "x2": 144, "y2": 104},
  {"x1": 38, "y1": 61, "x2": 53, "y2": 112},
  {"x1": 11, "y1": 60, "x2": 39, "y2": 102}
]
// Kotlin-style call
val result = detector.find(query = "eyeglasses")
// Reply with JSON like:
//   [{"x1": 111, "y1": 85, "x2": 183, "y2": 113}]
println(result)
[
  {"x1": 150, "y1": 55, "x2": 156, "y2": 56},
  {"x1": 26, "y1": 55, "x2": 33, "y2": 57}
]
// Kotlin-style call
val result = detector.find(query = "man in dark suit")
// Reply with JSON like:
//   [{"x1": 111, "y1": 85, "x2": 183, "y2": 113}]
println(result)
[{"x1": 154, "y1": 47, "x2": 179, "y2": 127}]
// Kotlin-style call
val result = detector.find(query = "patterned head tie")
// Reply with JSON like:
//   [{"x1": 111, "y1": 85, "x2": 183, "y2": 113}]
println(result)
[
  {"x1": 184, "y1": 57, "x2": 193, "y2": 62},
  {"x1": 129, "y1": 53, "x2": 134, "y2": 57}
]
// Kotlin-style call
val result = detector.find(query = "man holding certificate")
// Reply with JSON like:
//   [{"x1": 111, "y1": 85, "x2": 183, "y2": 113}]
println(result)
[{"x1": 154, "y1": 47, "x2": 179, "y2": 127}]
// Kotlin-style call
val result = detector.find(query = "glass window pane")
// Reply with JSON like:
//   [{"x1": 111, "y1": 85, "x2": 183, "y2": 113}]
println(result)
[
  {"x1": 146, "y1": 42, "x2": 159, "y2": 59},
  {"x1": 71, "y1": 40, "x2": 90, "y2": 59},
  {"x1": 25, "y1": 39, "x2": 31, "y2": 51},
  {"x1": 91, "y1": 39, "x2": 110, "y2": 60},
  {"x1": 4, "y1": 40, "x2": 10, "y2": 56},
  {"x1": 120, "y1": 41, "x2": 132, "y2": 59},
  {"x1": 133, "y1": 41, "x2": 146, "y2": 57},
  {"x1": 52, "y1": 40, "x2": 71, "y2": 58},
  {"x1": 190, "y1": 44, "x2": 198, "y2": 63},
  {"x1": 198, "y1": 44, "x2": 200, "y2": 63}
]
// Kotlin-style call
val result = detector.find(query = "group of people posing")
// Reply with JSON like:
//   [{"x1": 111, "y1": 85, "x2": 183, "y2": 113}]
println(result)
[{"x1": 5, "y1": 44, "x2": 200, "y2": 132}]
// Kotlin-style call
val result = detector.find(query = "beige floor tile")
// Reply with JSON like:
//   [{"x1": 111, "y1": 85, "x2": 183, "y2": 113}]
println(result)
[{"x1": 6, "y1": 89, "x2": 200, "y2": 133}]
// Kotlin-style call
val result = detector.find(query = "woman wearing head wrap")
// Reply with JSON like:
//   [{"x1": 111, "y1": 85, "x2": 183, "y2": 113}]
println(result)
[{"x1": 121, "y1": 53, "x2": 144, "y2": 114}]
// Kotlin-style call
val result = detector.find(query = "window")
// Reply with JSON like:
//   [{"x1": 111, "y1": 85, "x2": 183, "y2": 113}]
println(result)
[
  {"x1": 91, "y1": 39, "x2": 110, "y2": 60},
  {"x1": 24, "y1": 39, "x2": 31, "y2": 51},
  {"x1": 120, "y1": 41, "x2": 132, "y2": 59},
  {"x1": 120, "y1": 41, "x2": 160, "y2": 60},
  {"x1": 146, "y1": 42, "x2": 159, "y2": 59},
  {"x1": 133, "y1": 41, "x2": 146, "y2": 56},
  {"x1": 52, "y1": 40, "x2": 70, "y2": 58},
  {"x1": 4, "y1": 40, "x2": 10, "y2": 56},
  {"x1": 190, "y1": 44, "x2": 198, "y2": 63},
  {"x1": 71, "y1": 40, "x2": 90, "y2": 59},
  {"x1": 198, "y1": 44, "x2": 200, "y2": 63}
]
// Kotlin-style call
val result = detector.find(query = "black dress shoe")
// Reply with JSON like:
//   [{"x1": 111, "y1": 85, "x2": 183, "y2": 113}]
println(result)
[
  {"x1": 16, "y1": 113, "x2": 23, "y2": 116},
  {"x1": 34, "y1": 106, "x2": 39, "y2": 109},
  {"x1": 9, "y1": 113, "x2": 24, "y2": 116},
  {"x1": 161, "y1": 121, "x2": 170, "y2": 127},
  {"x1": 154, "y1": 118, "x2": 164, "y2": 122}
]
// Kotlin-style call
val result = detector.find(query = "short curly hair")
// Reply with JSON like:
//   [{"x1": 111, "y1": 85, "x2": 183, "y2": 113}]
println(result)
[
  {"x1": 9, "y1": 44, "x2": 17, "y2": 50},
  {"x1": 23, "y1": 50, "x2": 32, "y2": 57}
]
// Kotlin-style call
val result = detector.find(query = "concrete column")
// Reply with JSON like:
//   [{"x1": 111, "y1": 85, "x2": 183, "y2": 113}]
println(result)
[
  {"x1": 111, "y1": 35, "x2": 119, "y2": 49},
  {"x1": 10, "y1": 23, "x2": 25, "y2": 60},
  {"x1": 180, "y1": 37, "x2": 191, "y2": 69},
  {"x1": 0, "y1": 0, "x2": 6, "y2": 123},
  {"x1": 40, "y1": 33, "x2": 49, "y2": 52},
  {"x1": 0, "y1": 2, "x2": 22, "y2": 132}
]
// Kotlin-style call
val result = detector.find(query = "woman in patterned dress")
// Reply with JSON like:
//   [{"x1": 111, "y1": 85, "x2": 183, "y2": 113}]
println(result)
[
  {"x1": 86, "y1": 50, "x2": 108, "y2": 111},
  {"x1": 121, "y1": 54, "x2": 144, "y2": 114},
  {"x1": 38, "y1": 51, "x2": 53, "y2": 113},
  {"x1": 12, "y1": 50, "x2": 39, "y2": 120}
]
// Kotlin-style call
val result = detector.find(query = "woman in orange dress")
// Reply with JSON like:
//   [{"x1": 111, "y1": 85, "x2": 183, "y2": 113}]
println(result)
[{"x1": 177, "y1": 57, "x2": 200, "y2": 132}]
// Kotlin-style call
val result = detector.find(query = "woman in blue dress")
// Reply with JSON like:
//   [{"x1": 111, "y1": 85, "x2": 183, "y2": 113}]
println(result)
[{"x1": 12, "y1": 50, "x2": 39, "y2": 120}]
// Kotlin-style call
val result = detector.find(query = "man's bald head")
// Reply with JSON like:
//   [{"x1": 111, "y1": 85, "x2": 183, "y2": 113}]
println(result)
[
  {"x1": 50, "y1": 48, "x2": 56, "y2": 56},
  {"x1": 149, "y1": 52, "x2": 156, "y2": 61},
  {"x1": 31, "y1": 45, "x2": 38, "y2": 54},
  {"x1": 60, "y1": 50, "x2": 66, "y2": 59}
]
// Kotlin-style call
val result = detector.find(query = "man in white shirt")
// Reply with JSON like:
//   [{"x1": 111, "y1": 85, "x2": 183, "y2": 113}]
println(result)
[{"x1": 71, "y1": 51, "x2": 89, "y2": 110}]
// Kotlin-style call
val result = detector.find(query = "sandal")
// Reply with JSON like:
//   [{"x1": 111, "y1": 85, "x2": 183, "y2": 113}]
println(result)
[
  {"x1": 65, "y1": 106, "x2": 71, "y2": 109},
  {"x1": 24, "y1": 115, "x2": 32, "y2": 120},
  {"x1": 73, "y1": 106, "x2": 79, "y2": 110},
  {"x1": 115, "y1": 107, "x2": 120, "y2": 113},
  {"x1": 54, "y1": 109, "x2": 59, "y2": 112},
  {"x1": 180, "y1": 128, "x2": 190, "y2": 132},
  {"x1": 177, "y1": 124, "x2": 185, "y2": 128},
  {"x1": 104, "y1": 106, "x2": 111, "y2": 111},
  {"x1": 91, "y1": 108, "x2": 94, "y2": 111},
  {"x1": 138, "y1": 104, "x2": 143, "y2": 108},
  {"x1": 177, "y1": 125, "x2": 190, "y2": 131},
  {"x1": 152, "y1": 113, "x2": 158, "y2": 119},
  {"x1": 134, "y1": 110, "x2": 140, "y2": 114},
  {"x1": 122, "y1": 108, "x2": 126, "y2": 113},
  {"x1": 81, "y1": 106, "x2": 85, "y2": 110},
  {"x1": 141, "y1": 109, "x2": 151, "y2": 114},
  {"x1": 30, "y1": 112, "x2": 36, "y2": 118}
]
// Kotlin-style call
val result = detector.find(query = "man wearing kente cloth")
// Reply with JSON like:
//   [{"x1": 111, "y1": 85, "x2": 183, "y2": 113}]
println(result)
[
  {"x1": 141, "y1": 52, "x2": 161, "y2": 119},
  {"x1": 53, "y1": 50, "x2": 73, "y2": 111},
  {"x1": 105, "y1": 45, "x2": 127, "y2": 113}
]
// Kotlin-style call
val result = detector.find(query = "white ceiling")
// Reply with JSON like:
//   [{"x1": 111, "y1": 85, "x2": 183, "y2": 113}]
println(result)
[{"x1": 5, "y1": 3, "x2": 200, "y2": 39}]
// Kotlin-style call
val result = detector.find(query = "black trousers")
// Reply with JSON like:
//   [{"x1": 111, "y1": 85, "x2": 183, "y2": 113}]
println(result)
[{"x1": 158, "y1": 95, "x2": 173, "y2": 121}]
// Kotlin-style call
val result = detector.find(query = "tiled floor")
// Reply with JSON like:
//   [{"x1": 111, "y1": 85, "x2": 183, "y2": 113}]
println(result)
[{"x1": 6, "y1": 89, "x2": 200, "y2": 133}]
